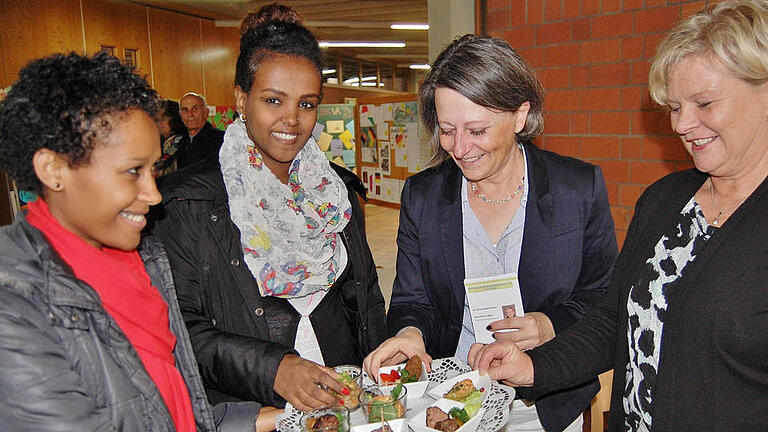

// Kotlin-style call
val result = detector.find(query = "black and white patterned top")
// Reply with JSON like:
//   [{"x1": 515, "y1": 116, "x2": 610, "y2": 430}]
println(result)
[{"x1": 623, "y1": 197, "x2": 714, "y2": 431}]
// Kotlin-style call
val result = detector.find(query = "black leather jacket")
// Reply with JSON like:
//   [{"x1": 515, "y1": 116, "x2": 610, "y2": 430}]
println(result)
[
  {"x1": 152, "y1": 157, "x2": 387, "y2": 407},
  {"x1": 0, "y1": 218, "x2": 259, "y2": 431}
]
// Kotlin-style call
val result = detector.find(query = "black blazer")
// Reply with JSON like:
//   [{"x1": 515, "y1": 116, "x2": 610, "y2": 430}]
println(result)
[{"x1": 387, "y1": 144, "x2": 618, "y2": 431}]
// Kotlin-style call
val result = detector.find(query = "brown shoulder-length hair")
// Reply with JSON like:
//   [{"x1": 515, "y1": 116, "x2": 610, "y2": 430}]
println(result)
[{"x1": 419, "y1": 34, "x2": 544, "y2": 166}]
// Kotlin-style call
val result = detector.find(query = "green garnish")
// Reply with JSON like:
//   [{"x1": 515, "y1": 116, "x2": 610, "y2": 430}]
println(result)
[
  {"x1": 367, "y1": 398, "x2": 401, "y2": 422},
  {"x1": 337, "y1": 371, "x2": 354, "y2": 384},
  {"x1": 334, "y1": 412, "x2": 345, "y2": 431},
  {"x1": 390, "y1": 383, "x2": 404, "y2": 400},
  {"x1": 399, "y1": 368, "x2": 418, "y2": 383},
  {"x1": 449, "y1": 407, "x2": 470, "y2": 424},
  {"x1": 462, "y1": 390, "x2": 483, "y2": 417}
]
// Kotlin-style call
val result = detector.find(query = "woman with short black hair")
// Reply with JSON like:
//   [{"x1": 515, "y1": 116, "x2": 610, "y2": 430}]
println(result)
[{"x1": 0, "y1": 52, "x2": 268, "y2": 431}]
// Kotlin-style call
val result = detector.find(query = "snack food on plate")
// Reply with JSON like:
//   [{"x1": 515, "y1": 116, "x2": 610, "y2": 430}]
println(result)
[
  {"x1": 443, "y1": 379, "x2": 474, "y2": 401},
  {"x1": 359, "y1": 384, "x2": 407, "y2": 423},
  {"x1": 380, "y1": 355, "x2": 422, "y2": 384},
  {"x1": 370, "y1": 426, "x2": 393, "y2": 432},
  {"x1": 433, "y1": 419, "x2": 460, "y2": 432},
  {"x1": 306, "y1": 414, "x2": 340, "y2": 430},
  {"x1": 424, "y1": 406, "x2": 472, "y2": 432},
  {"x1": 330, "y1": 366, "x2": 362, "y2": 409},
  {"x1": 442, "y1": 379, "x2": 484, "y2": 417},
  {"x1": 301, "y1": 406, "x2": 350, "y2": 432},
  {"x1": 426, "y1": 406, "x2": 449, "y2": 428}
]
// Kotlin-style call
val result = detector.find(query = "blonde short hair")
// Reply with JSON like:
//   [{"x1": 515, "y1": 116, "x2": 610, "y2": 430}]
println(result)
[{"x1": 649, "y1": 0, "x2": 768, "y2": 105}]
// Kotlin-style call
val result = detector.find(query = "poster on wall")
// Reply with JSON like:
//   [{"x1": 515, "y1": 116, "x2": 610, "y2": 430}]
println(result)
[
  {"x1": 382, "y1": 103, "x2": 394, "y2": 122},
  {"x1": 392, "y1": 101, "x2": 418, "y2": 125},
  {"x1": 390, "y1": 125, "x2": 408, "y2": 168},
  {"x1": 209, "y1": 105, "x2": 237, "y2": 130},
  {"x1": 374, "y1": 171, "x2": 382, "y2": 197},
  {"x1": 360, "y1": 126, "x2": 377, "y2": 164},
  {"x1": 378, "y1": 142, "x2": 391, "y2": 175},
  {"x1": 380, "y1": 178, "x2": 402, "y2": 203},
  {"x1": 408, "y1": 137, "x2": 433, "y2": 173},
  {"x1": 361, "y1": 167, "x2": 381, "y2": 199},
  {"x1": 359, "y1": 104, "x2": 376, "y2": 127},
  {"x1": 317, "y1": 104, "x2": 355, "y2": 168}
]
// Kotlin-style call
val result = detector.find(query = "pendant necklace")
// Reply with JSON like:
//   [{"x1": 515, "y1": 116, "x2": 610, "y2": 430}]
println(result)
[
  {"x1": 709, "y1": 177, "x2": 724, "y2": 226},
  {"x1": 708, "y1": 177, "x2": 747, "y2": 226},
  {"x1": 470, "y1": 176, "x2": 525, "y2": 205}
]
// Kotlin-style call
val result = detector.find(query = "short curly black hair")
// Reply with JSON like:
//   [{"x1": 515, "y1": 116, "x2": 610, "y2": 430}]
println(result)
[{"x1": 0, "y1": 52, "x2": 160, "y2": 195}]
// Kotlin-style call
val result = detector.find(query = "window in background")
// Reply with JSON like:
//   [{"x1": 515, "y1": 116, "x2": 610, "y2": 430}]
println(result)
[{"x1": 123, "y1": 48, "x2": 138, "y2": 68}]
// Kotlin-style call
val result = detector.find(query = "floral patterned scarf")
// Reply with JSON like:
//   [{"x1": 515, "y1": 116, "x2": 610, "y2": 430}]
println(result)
[{"x1": 220, "y1": 119, "x2": 351, "y2": 298}]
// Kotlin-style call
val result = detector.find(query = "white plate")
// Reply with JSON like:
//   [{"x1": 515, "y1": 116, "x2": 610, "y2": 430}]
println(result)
[
  {"x1": 427, "y1": 370, "x2": 491, "y2": 404},
  {"x1": 350, "y1": 418, "x2": 406, "y2": 432},
  {"x1": 378, "y1": 361, "x2": 429, "y2": 400},
  {"x1": 408, "y1": 398, "x2": 485, "y2": 432},
  {"x1": 277, "y1": 357, "x2": 515, "y2": 432}
]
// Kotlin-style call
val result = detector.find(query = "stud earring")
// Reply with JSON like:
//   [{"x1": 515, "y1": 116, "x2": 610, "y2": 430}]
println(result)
[
  {"x1": 239, "y1": 113, "x2": 247, "y2": 123},
  {"x1": 53, "y1": 182, "x2": 61, "y2": 189}
]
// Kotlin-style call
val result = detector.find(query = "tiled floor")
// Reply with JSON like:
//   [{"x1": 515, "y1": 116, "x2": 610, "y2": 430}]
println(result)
[{"x1": 363, "y1": 204, "x2": 400, "y2": 310}]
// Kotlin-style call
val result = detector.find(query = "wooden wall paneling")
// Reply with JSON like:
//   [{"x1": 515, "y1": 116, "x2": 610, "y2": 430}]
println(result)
[
  {"x1": 81, "y1": 0, "x2": 150, "y2": 75},
  {"x1": 148, "y1": 8, "x2": 204, "y2": 100},
  {"x1": 199, "y1": 21, "x2": 238, "y2": 106},
  {"x1": 0, "y1": 0, "x2": 83, "y2": 87}
]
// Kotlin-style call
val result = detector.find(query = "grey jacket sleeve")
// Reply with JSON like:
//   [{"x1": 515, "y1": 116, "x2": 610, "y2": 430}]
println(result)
[
  {"x1": 0, "y1": 289, "x2": 117, "y2": 432},
  {"x1": 212, "y1": 401, "x2": 261, "y2": 432}
]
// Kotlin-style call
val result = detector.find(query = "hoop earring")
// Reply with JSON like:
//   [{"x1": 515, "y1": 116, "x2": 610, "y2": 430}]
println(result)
[{"x1": 239, "y1": 113, "x2": 247, "y2": 123}]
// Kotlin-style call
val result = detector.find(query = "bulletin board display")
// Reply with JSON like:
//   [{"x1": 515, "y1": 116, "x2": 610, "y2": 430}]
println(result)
[
  {"x1": 356, "y1": 95, "x2": 432, "y2": 208},
  {"x1": 316, "y1": 103, "x2": 356, "y2": 169},
  {"x1": 209, "y1": 105, "x2": 237, "y2": 130}
]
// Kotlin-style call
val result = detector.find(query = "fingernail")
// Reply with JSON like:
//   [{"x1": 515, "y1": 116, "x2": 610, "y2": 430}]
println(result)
[
  {"x1": 341, "y1": 387, "x2": 350, "y2": 395},
  {"x1": 485, "y1": 325, "x2": 491, "y2": 331},
  {"x1": 338, "y1": 400, "x2": 344, "y2": 405}
]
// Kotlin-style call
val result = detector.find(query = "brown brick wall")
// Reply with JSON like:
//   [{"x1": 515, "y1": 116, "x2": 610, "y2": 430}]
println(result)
[{"x1": 484, "y1": 0, "x2": 720, "y2": 245}]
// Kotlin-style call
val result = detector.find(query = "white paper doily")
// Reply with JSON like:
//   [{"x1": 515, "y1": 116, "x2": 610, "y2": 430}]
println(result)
[{"x1": 275, "y1": 357, "x2": 515, "y2": 432}]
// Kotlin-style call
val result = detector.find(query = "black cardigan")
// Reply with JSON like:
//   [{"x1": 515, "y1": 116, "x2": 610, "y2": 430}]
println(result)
[
  {"x1": 522, "y1": 169, "x2": 768, "y2": 431},
  {"x1": 151, "y1": 157, "x2": 387, "y2": 407}
]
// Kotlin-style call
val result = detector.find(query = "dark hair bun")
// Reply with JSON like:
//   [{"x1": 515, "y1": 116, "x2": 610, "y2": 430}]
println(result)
[{"x1": 240, "y1": 3, "x2": 302, "y2": 35}]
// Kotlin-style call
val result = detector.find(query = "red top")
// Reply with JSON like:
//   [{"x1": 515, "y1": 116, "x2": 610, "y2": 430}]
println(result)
[{"x1": 27, "y1": 199, "x2": 196, "y2": 432}]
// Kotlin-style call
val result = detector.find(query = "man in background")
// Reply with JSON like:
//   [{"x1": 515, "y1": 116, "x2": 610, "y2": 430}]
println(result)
[{"x1": 176, "y1": 92, "x2": 224, "y2": 169}]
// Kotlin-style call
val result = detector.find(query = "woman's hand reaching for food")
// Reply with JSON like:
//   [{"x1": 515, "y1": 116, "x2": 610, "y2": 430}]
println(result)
[
  {"x1": 363, "y1": 326, "x2": 432, "y2": 381},
  {"x1": 485, "y1": 311, "x2": 555, "y2": 351},
  {"x1": 468, "y1": 340, "x2": 534, "y2": 386},
  {"x1": 273, "y1": 354, "x2": 344, "y2": 412}
]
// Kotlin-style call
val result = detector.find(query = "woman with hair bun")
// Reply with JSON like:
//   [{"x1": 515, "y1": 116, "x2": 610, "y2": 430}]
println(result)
[{"x1": 153, "y1": 4, "x2": 387, "y2": 412}]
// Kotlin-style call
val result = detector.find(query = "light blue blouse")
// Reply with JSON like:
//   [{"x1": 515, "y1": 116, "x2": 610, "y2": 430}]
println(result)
[{"x1": 455, "y1": 150, "x2": 529, "y2": 360}]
